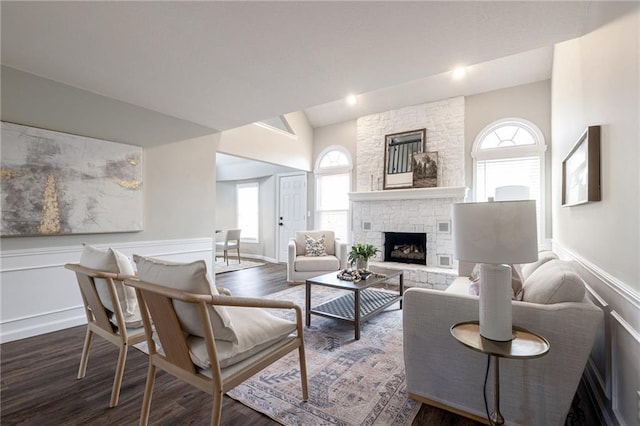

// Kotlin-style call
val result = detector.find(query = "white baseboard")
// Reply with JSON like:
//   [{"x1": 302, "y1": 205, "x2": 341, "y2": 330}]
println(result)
[
  {"x1": 1, "y1": 306, "x2": 86, "y2": 344},
  {"x1": 213, "y1": 252, "x2": 279, "y2": 264}
]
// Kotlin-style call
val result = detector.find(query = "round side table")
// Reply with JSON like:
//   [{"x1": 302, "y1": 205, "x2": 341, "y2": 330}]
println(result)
[{"x1": 450, "y1": 321, "x2": 550, "y2": 426}]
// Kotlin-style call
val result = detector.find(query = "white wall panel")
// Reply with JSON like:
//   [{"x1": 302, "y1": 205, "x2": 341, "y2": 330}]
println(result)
[{"x1": 0, "y1": 238, "x2": 213, "y2": 343}]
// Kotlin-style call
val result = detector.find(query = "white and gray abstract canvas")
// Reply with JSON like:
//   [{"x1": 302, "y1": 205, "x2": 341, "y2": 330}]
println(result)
[{"x1": 1, "y1": 122, "x2": 143, "y2": 236}]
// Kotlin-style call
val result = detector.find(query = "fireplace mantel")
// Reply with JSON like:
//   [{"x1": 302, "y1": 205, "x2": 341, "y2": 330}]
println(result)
[{"x1": 349, "y1": 186, "x2": 468, "y2": 202}]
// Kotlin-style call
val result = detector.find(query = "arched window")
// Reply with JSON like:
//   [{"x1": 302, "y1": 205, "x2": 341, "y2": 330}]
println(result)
[
  {"x1": 315, "y1": 146, "x2": 352, "y2": 243},
  {"x1": 473, "y1": 118, "x2": 547, "y2": 240}
]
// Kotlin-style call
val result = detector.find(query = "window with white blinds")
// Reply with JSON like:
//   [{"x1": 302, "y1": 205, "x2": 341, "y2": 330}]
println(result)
[
  {"x1": 473, "y1": 118, "x2": 547, "y2": 241},
  {"x1": 236, "y1": 182, "x2": 259, "y2": 242},
  {"x1": 317, "y1": 172, "x2": 350, "y2": 242},
  {"x1": 315, "y1": 146, "x2": 352, "y2": 243},
  {"x1": 475, "y1": 157, "x2": 540, "y2": 202}
]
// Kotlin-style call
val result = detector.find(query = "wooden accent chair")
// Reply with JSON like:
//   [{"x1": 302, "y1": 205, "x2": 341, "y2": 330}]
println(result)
[
  {"x1": 215, "y1": 228, "x2": 241, "y2": 265},
  {"x1": 65, "y1": 263, "x2": 146, "y2": 407},
  {"x1": 124, "y1": 275, "x2": 308, "y2": 426}
]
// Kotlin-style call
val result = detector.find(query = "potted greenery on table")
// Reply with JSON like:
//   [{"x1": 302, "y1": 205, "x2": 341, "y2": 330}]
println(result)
[{"x1": 348, "y1": 243, "x2": 380, "y2": 271}]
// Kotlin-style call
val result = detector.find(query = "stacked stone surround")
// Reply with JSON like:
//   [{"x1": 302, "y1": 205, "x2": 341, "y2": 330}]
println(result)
[
  {"x1": 351, "y1": 97, "x2": 467, "y2": 290},
  {"x1": 356, "y1": 96, "x2": 465, "y2": 192}
]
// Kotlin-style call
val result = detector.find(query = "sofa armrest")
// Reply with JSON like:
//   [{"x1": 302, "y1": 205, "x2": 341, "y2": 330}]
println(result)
[
  {"x1": 287, "y1": 238, "x2": 297, "y2": 282},
  {"x1": 403, "y1": 288, "x2": 602, "y2": 426},
  {"x1": 334, "y1": 238, "x2": 348, "y2": 269}
]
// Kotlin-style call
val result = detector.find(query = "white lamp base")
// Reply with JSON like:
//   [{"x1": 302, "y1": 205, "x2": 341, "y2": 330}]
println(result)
[{"x1": 479, "y1": 263, "x2": 513, "y2": 341}]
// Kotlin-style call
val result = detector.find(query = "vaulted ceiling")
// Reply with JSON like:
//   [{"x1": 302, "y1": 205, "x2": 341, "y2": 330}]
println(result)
[{"x1": 1, "y1": 2, "x2": 634, "y2": 137}]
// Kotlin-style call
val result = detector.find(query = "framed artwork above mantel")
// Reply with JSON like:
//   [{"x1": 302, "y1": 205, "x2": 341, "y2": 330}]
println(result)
[
  {"x1": 383, "y1": 128, "x2": 426, "y2": 190},
  {"x1": 562, "y1": 125, "x2": 601, "y2": 207}
]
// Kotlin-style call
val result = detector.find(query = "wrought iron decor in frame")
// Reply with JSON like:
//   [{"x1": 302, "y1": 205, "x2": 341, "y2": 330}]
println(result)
[
  {"x1": 562, "y1": 125, "x2": 601, "y2": 207},
  {"x1": 383, "y1": 128, "x2": 426, "y2": 189}
]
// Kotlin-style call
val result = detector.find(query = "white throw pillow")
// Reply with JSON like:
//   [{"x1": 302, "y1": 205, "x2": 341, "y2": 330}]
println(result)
[
  {"x1": 133, "y1": 255, "x2": 238, "y2": 343},
  {"x1": 296, "y1": 230, "x2": 336, "y2": 255},
  {"x1": 79, "y1": 244, "x2": 142, "y2": 328},
  {"x1": 305, "y1": 234, "x2": 327, "y2": 257},
  {"x1": 520, "y1": 250, "x2": 558, "y2": 281},
  {"x1": 522, "y1": 259, "x2": 585, "y2": 304}
]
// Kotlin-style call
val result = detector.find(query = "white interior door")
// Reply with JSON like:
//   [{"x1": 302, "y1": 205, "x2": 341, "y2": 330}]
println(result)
[{"x1": 277, "y1": 173, "x2": 307, "y2": 262}]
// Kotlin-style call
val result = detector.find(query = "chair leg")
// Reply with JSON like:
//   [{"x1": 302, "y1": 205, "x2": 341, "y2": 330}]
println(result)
[
  {"x1": 236, "y1": 246, "x2": 241, "y2": 264},
  {"x1": 77, "y1": 327, "x2": 93, "y2": 379},
  {"x1": 211, "y1": 391, "x2": 224, "y2": 426},
  {"x1": 109, "y1": 344, "x2": 128, "y2": 407},
  {"x1": 224, "y1": 249, "x2": 229, "y2": 266},
  {"x1": 298, "y1": 344, "x2": 309, "y2": 401},
  {"x1": 139, "y1": 362, "x2": 156, "y2": 426}
]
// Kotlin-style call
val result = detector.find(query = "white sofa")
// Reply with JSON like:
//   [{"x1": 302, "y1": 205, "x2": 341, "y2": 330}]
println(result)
[
  {"x1": 403, "y1": 252, "x2": 603, "y2": 426},
  {"x1": 287, "y1": 230, "x2": 348, "y2": 283}
]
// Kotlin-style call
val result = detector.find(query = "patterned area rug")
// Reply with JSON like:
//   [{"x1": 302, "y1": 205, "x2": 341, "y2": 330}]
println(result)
[
  {"x1": 214, "y1": 259, "x2": 264, "y2": 274},
  {"x1": 226, "y1": 284, "x2": 420, "y2": 425}
]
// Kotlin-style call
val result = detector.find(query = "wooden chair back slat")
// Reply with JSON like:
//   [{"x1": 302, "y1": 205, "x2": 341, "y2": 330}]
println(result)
[
  {"x1": 75, "y1": 272, "x2": 114, "y2": 332},
  {"x1": 140, "y1": 289, "x2": 196, "y2": 374}
]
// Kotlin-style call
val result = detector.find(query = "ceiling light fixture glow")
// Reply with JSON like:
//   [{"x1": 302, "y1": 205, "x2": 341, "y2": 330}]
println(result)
[
  {"x1": 346, "y1": 94, "x2": 358, "y2": 106},
  {"x1": 452, "y1": 66, "x2": 467, "y2": 79}
]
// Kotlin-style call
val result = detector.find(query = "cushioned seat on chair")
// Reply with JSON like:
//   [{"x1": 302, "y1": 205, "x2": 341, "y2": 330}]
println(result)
[
  {"x1": 127, "y1": 255, "x2": 308, "y2": 426},
  {"x1": 287, "y1": 230, "x2": 348, "y2": 283}
]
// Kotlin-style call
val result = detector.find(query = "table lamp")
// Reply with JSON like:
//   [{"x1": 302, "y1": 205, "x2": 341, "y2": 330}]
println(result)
[{"x1": 452, "y1": 200, "x2": 538, "y2": 341}]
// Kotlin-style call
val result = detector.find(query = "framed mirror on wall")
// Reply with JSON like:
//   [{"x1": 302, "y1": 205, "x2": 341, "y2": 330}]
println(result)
[{"x1": 383, "y1": 128, "x2": 425, "y2": 189}]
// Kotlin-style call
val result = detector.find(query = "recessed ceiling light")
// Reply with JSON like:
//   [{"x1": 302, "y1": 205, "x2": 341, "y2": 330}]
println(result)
[
  {"x1": 346, "y1": 94, "x2": 358, "y2": 106},
  {"x1": 452, "y1": 66, "x2": 466, "y2": 80}
]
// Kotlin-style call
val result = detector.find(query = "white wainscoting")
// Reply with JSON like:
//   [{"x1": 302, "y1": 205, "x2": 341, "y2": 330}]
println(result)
[
  {"x1": 0, "y1": 238, "x2": 215, "y2": 343},
  {"x1": 554, "y1": 242, "x2": 640, "y2": 426}
]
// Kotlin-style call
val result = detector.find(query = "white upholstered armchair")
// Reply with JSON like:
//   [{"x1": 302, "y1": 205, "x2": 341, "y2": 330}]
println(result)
[{"x1": 287, "y1": 230, "x2": 348, "y2": 283}]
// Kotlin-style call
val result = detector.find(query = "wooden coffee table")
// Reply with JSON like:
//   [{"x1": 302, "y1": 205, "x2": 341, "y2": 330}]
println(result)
[{"x1": 305, "y1": 266, "x2": 403, "y2": 340}]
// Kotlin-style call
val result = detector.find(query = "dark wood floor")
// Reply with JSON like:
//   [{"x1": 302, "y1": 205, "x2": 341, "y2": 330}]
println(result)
[{"x1": 0, "y1": 261, "x2": 480, "y2": 425}]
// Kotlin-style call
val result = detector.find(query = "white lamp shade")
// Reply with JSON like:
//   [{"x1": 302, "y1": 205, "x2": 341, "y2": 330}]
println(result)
[{"x1": 452, "y1": 200, "x2": 538, "y2": 265}]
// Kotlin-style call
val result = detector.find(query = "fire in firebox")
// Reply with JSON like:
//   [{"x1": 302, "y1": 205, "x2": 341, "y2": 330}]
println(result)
[{"x1": 384, "y1": 232, "x2": 427, "y2": 265}]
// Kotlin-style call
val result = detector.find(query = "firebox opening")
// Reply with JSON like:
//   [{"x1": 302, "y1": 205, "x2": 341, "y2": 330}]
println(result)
[{"x1": 384, "y1": 232, "x2": 427, "y2": 265}]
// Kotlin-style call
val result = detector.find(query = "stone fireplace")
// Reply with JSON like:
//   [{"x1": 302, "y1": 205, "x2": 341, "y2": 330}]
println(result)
[
  {"x1": 350, "y1": 96, "x2": 467, "y2": 289},
  {"x1": 350, "y1": 187, "x2": 467, "y2": 289}
]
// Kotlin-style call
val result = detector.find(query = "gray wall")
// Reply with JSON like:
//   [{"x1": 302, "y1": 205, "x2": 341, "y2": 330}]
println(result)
[
  {"x1": 465, "y1": 80, "x2": 552, "y2": 237},
  {"x1": 1, "y1": 66, "x2": 217, "y2": 147},
  {"x1": 551, "y1": 8, "x2": 639, "y2": 426},
  {"x1": 552, "y1": 11, "x2": 639, "y2": 291},
  {"x1": 1, "y1": 67, "x2": 219, "y2": 252}
]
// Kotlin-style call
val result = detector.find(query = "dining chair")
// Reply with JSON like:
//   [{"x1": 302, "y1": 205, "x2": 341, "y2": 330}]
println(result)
[{"x1": 215, "y1": 228, "x2": 241, "y2": 265}]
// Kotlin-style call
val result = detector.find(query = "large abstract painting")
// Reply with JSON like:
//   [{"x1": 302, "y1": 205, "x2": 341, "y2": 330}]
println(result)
[{"x1": 1, "y1": 122, "x2": 143, "y2": 236}]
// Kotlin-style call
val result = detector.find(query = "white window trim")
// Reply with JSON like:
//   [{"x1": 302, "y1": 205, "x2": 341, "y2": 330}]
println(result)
[
  {"x1": 236, "y1": 182, "x2": 259, "y2": 243},
  {"x1": 472, "y1": 117, "x2": 547, "y2": 242},
  {"x1": 472, "y1": 118, "x2": 547, "y2": 160},
  {"x1": 314, "y1": 145, "x2": 353, "y2": 174},
  {"x1": 314, "y1": 146, "x2": 353, "y2": 242}
]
